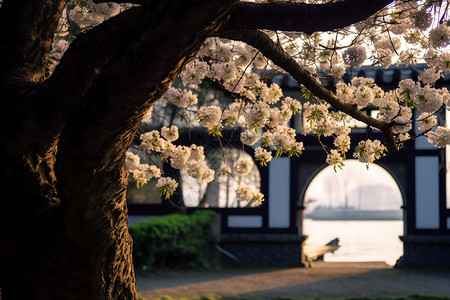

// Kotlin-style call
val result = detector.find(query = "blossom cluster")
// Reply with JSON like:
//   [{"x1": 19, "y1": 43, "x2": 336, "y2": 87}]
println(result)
[
  {"x1": 353, "y1": 140, "x2": 387, "y2": 164},
  {"x1": 156, "y1": 177, "x2": 178, "y2": 200},
  {"x1": 128, "y1": 32, "x2": 449, "y2": 200},
  {"x1": 236, "y1": 185, "x2": 264, "y2": 207},
  {"x1": 54, "y1": 0, "x2": 450, "y2": 204},
  {"x1": 125, "y1": 152, "x2": 161, "y2": 188}
]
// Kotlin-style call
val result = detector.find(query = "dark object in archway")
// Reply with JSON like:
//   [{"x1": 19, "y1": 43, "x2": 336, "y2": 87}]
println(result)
[{"x1": 304, "y1": 237, "x2": 340, "y2": 267}]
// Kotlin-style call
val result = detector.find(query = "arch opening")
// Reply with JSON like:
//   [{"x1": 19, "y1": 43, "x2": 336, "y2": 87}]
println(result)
[{"x1": 302, "y1": 160, "x2": 404, "y2": 266}]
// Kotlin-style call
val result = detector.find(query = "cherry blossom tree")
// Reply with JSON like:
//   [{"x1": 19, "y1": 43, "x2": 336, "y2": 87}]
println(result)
[{"x1": 0, "y1": 0, "x2": 448, "y2": 298}]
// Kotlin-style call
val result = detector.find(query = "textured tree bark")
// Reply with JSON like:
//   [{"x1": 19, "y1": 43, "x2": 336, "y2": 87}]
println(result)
[
  {"x1": 0, "y1": 0, "x2": 237, "y2": 299},
  {"x1": 0, "y1": 0, "x2": 395, "y2": 298},
  {"x1": 93, "y1": 0, "x2": 394, "y2": 35},
  {"x1": 222, "y1": 0, "x2": 394, "y2": 34}
]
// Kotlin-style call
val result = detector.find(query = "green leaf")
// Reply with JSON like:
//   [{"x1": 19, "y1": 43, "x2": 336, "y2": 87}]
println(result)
[
  {"x1": 275, "y1": 147, "x2": 284, "y2": 158},
  {"x1": 158, "y1": 186, "x2": 174, "y2": 200},
  {"x1": 208, "y1": 125, "x2": 223, "y2": 137},
  {"x1": 301, "y1": 86, "x2": 311, "y2": 99},
  {"x1": 177, "y1": 113, "x2": 189, "y2": 124},
  {"x1": 255, "y1": 157, "x2": 267, "y2": 167}
]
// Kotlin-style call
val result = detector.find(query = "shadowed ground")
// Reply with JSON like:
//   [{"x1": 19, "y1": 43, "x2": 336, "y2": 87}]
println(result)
[{"x1": 136, "y1": 262, "x2": 450, "y2": 299}]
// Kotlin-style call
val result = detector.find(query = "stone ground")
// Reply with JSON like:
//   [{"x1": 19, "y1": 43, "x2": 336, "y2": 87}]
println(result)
[{"x1": 136, "y1": 262, "x2": 450, "y2": 299}]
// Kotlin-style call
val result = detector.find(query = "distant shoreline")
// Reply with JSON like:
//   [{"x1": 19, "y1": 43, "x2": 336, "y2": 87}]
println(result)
[{"x1": 305, "y1": 207, "x2": 403, "y2": 220}]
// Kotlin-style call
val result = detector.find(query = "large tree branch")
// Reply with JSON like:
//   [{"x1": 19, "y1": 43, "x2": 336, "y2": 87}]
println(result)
[
  {"x1": 221, "y1": 0, "x2": 394, "y2": 34},
  {"x1": 0, "y1": 1, "x2": 68, "y2": 224},
  {"x1": 0, "y1": 7, "x2": 144, "y2": 171},
  {"x1": 0, "y1": 0, "x2": 66, "y2": 84},
  {"x1": 36, "y1": 7, "x2": 142, "y2": 147},
  {"x1": 217, "y1": 29, "x2": 397, "y2": 151},
  {"x1": 55, "y1": 0, "x2": 238, "y2": 246},
  {"x1": 94, "y1": 0, "x2": 394, "y2": 34}
]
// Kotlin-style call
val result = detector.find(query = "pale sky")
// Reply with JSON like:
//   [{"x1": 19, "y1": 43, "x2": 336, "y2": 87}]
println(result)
[{"x1": 304, "y1": 159, "x2": 403, "y2": 211}]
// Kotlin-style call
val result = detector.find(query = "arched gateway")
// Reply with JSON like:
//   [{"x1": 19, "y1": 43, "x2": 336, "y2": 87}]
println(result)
[{"x1": 128, "y1": 65, "x2": 450, "y2": 268}]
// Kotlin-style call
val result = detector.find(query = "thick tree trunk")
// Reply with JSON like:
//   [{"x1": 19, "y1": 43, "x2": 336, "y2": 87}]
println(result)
[
  {"x1": 0, "y1": 0, "x2": 393, "y2": 298},
  {"x1": 0, "y1": 139, "x2": 136, "y2": 299},
  {"x1": 0, "y1": 0, "x2": 237, "y2": 299}
]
